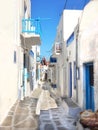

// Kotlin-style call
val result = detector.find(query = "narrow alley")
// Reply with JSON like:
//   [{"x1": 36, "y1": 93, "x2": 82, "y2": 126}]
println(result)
[
  {"x1": 0, "y1": 81, "x2": 77, "y2": 130},
  {"x1": 1, "y1": 1, "x2": 98, "y2": 130}
]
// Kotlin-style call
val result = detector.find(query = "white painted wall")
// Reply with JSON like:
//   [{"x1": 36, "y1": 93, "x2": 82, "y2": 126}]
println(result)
[
  {"x1": 0, "y1": 0, "x2": 19, "y2": 123},
  {"x1": 55, "y1": 9, "x2": 82, "y2": 97},
  {"x1": 0, "y1": 0, "x2": 31, "y2": 123},
  {"x1": 67, "y1": 40, "x2": 76, "y2": 101},
  {"x1": 63, "y1": 10, "x2": 82, "y2": 41},
  {"x1": 78, "y1": 0, "x2": 98, "y2": 109}
]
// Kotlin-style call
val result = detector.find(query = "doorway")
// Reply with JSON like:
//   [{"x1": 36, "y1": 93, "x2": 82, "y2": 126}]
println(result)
[
  {"x1": 69, "y1": 62, "x2": 72, "y2": 98},
  {"x1": 84, "y1": 62, "x2": 94, "y2": 111}
]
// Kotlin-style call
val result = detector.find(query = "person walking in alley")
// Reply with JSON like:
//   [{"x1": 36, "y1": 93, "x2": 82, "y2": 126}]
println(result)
[{"x1": 44, "y1": 70, "x2": 47, "y2": 81}]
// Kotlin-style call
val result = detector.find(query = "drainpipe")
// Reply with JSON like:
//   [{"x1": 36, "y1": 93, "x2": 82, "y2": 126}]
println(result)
[{"x1": 76, "y1": 24, "x2": 79, "y2": 103}]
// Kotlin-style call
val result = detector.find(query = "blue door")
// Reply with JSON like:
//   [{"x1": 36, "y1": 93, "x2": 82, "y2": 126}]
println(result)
[
  {"x1": 69, "y1": 62, "x2": 72, "y2": 98},
  {"x1": 85, "y1": 63, "x2": 95, "y2": 111}
]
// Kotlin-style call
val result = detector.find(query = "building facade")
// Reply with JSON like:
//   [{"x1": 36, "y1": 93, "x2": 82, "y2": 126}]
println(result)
[
  {"x1": 0, "y1": 0, "x2": 41, "y2": 123},
  {"x1": 52, "y1": 9, "x2": 82, "y2": 97},
  {"x1": 77, "y1": 0, "x2": 98, "y2": 111},
  {"x1": 51, "y1": 0, "x2": 98, "y2": 112}
]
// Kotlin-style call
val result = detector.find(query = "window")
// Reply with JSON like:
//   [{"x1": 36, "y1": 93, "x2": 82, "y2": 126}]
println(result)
[
  {"x1": 76, "y1": 67, "x2": 80, "y2": 80},
  {"x1": 14, "y1": 51, "x2": 16, "y2": 63},
  {"x1": 89, "y1": 65, "x2": 94, "y2": 86},
  {"x1": 74, "y1": 62, "x2": 76, "y2": 89}
]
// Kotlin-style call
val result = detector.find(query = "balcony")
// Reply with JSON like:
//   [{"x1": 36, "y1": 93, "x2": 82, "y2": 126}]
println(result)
[
  {"x1": 52, "y1": 42, "x2": 62, "y2": 57},
  {"x1": 49, "y1": 56, "x2": 57, "y2": 67},
  {"x1": 20, "y1": 18, "x2": 41, "y2": 49}
]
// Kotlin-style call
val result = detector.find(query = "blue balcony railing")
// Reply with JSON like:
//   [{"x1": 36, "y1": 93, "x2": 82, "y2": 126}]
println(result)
[{"x1": 22, "y1": 18, "x2": 41, "y2": 35}]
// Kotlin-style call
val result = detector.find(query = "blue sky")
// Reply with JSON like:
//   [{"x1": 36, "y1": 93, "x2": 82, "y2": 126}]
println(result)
[{"x1": 31, "y1": 0, "x2": 90, "y2": 60}]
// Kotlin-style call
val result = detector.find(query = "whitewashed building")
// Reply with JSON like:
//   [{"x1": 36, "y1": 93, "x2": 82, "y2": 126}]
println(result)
[
  {"x1": 52, "y1": 9, "x2": 82, "y2": 97},
  {"x1": 77, "y1": 0, "x2": 98, "y2": 111},
  {"x1": 0, "y1": 0, "x2": 41, "y2": 123},
  {"x1": 66, "y1": 0, "x2": 98, "y2": 112},
  {"x1": 52, "y1": 0, "x2": 98, "y2": 112}
]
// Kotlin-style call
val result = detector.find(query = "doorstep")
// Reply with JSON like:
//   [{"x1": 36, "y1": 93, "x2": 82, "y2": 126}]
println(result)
[{"x1": 61, "y1": 97, "x2": 82, "y2": 118}]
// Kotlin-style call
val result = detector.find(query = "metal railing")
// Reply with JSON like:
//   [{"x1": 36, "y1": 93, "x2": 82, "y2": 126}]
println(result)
[{"x1": 22, "y1": 18, "x2": 41, "y2": 35}]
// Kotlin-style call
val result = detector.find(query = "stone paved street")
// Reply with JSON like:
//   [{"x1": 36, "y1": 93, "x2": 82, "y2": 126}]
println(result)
[
  {"x1": 0, "y1": 97, "x2": 38, "y2": 130},
  {"x1": 38, "y1": 106, "x2": 76, "y2": 130},
  {"x1": 0, "y1": 96, "x2": 77, "y2": 130}
]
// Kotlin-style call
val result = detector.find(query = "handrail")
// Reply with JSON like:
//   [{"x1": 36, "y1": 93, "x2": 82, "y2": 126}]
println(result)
[{"x1": 22, "y1": 18, "x2": 41, "y2": 35}]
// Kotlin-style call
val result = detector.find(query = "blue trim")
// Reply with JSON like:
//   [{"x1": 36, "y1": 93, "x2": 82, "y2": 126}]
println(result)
[
  {"x1": 83, "y1": 64, "x2": 86, "y2": 109},
  {"x1": 69, "y1": 62, "x2": 72, "y2": 98},
  {"x1": 64, "y1": 0, "x2": 90, "y2": 10},
  {"x1": 84, "y1": 63, "x2": 95, "y2": 111},
  {"x1": 52, "y1": 84, "x2": 57, "y2": 88},
  {"x1": 90, "y1": 86, "x2": 95, "y2": 111},
  {"x1": 67, "y1": 32, "x2": 74, "y2": 46},
  {"x1": 50, "y1": 57, "x2": 57, "y2": 63},
  {"x1": 74, "y1": 62, "x2": 76, "y2": 89},
  {"x1": 29, "y1": 50, "x2": 34, "y2": 57},
  {"x1": 85, "y1": 65, "x2": 90, "y2": 109}
]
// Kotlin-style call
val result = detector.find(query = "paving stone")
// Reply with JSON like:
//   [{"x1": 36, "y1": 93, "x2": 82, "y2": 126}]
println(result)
[
  {"x1": 1, "y1": 116, "x2": 12, "y2": 126},
  {"x1": 52, "y1": 114, "x2": 59, "y2": 117},
  {"x1": 14, "y1": 115, "x2": 29, "y2": 124},
  {"x1": 40, "y1": 110, "x2": 49, "y2": 114},
  {"x1": 54, "y1": 120, "x2": 62, "y2": 126},
  {"x1": 8, "y1": 111, "x2": 14, "y2": 116},
  {"x1": 10, "y1": 106, "x2": 16, "y2": 112},
  {"x1": 52, "y1": 116, "x2": 60, "y2": 120},
  {"x1": 14, "y1": 128, "x2": 37, "y2": 130},
  {"x1": 0, "y1": 127, "x2": 12, "y2": 130},
  {"x1": 57, "y1": 126, "x2": 67, "y2": 130},
  {"x1": 50, "y1": 109, "x2": 59, "y2": 113},
  {"x1": 18, "y1": 104, "x2": 28, "y2": 108},
  {"x1": 40, "y1": 115, "x2": 50, "y2": 120},
  {"x1": 14, "y1": 117, "x2": 37, "y2": 128},
  {"x1": 0, "y1": 89, "x2": 79, "y2": 130},
  {"x1": 40, "y1": 119, "x2": 52, "y2": 124},
  {"x1": 30, "y1": 106, "x2": 36, "y2": 109},
  {"x1": 52, "y1": 117, "x2": 60, "y2": 120},
  {"x1": 44, "y1": 124, "x2": 55, "y2": 130},
  {"x1": 19, "y1": 101, "x2": 29, "y2": 106},
  {"x1": 30, "y1": 104, "x2": 37, "y2": 107},
  {"x1": 30, "y1": 99, "x2": 38, "y2": 103},
  {"x1": 40, "y1": 113, "x2": 50, "y2": 117},
  {"x1": 30, "y1": 110, "x2": 36, "y2": 114},
  {"x1": 15, "y1": 107, "x2": 29, "y2": 114}
]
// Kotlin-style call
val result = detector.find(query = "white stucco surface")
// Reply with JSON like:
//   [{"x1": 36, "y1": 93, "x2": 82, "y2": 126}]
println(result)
[
  {"x1": 78, "y1": 0, "x2": 98, "y2": 109},
  {"x1": 63, "y1": 10, "x2": 82, "y2": 41}
]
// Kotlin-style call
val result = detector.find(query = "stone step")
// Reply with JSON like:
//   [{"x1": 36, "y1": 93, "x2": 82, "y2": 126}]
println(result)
[{"x1": 61, "y1": 97, "x2": 82, "y2": 118}]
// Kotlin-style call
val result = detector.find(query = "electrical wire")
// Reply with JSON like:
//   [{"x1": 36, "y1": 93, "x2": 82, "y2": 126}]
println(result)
[{"x1": 63, "y1": 0, "x2": 68, "y2": 9}]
